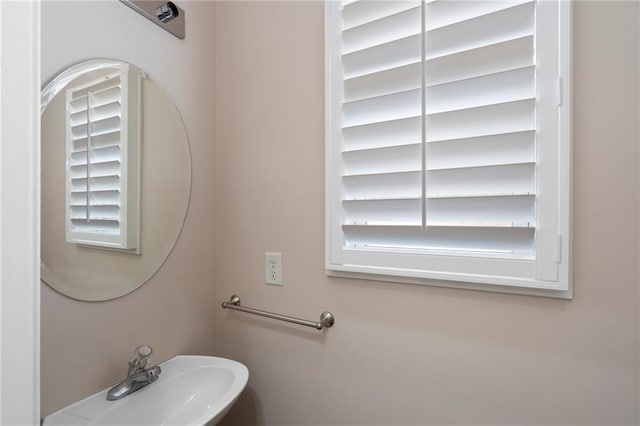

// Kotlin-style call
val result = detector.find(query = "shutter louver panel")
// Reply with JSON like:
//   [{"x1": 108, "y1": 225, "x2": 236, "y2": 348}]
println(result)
[
  {"x1": 65, "y1": 65, "x2": 140, "y2": 251},
  {"x1": 423, "y1": 0, "x2": 536, "y2": 256},
  {"x1": 340, "y1": 0, "x2": 422, "y2": 230},
  {"x1": 327, "y1": 0, "x2": 569, "y2": 291},
  {"x1": 338, "y1": 0, "x2": 538, "y2": 257}
]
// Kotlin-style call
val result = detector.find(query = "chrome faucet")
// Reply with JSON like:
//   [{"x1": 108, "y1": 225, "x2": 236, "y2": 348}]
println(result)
[{"x1": 107, "y1": 345, "x2": 162, "y2": 401}]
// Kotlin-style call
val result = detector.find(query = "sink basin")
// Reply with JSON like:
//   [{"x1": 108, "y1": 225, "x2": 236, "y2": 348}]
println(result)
[{"x1": 43, "y1": 355, "x2": 249, "y2": 426}]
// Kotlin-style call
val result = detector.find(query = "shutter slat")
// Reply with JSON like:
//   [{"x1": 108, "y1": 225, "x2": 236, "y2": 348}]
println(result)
[
  {"x1": 70, "y1": 116, "x2": 121, "y2": 139},
  {"x1": 71, "y1": 76, "x2": 120, "y2": 98},
  {"x1": 70, "y1": 176, "x2": 121, "y2": 192},
  {"x1": 342, "y1": 196, "x2": 535, "y2": 228},
  {"x1": 426, "y1": 1, "x2": 534, "y2": 59},
  {"x1": 90, "y1": 86, "x2": 121, "y2": 108},
  {"x1": 426, "y1": 33, "x2": 534, "y2": 64},
  {"x1": 343, "y1": 6, "x2": 420, "y2": 55},
  {"x1": 343, "y1": 116, "x2": 421, "y2": 151},
  {"x1": 89, "y1": 161, "x2": 121, "y2": 179},
  {"x1": 90, "y1": 130, "x2": 121, "y2": 149},
  {"x1": 427, "y1": 192, "x2": 534, "y2": 200},
  {"x1": 343, "y1": 226, "x2": 535, "y2": 254},
  {"x1": 70, "y1": 219, "x2": 120, "y2": 233},
  {"x1": 90, "y1": 101, "x2": 121, "y2": 122},
  {"x1": 71, "y1": 138, "x2": 88, "y2": 151},
  {"x1": 69, "y1": 110, "x2": 87, "y2": 126},
  {"x1": 427, "y1": 222, "x2": 533, "y2": 228},
  {"x1": 88, "y1": 205, "x2": 121, "y2": 220},
  {"x1": 343, "y1": 33, "x2": 421, "y2": 79},
  {"x1": 427, "y1": 194, "x2": 535, "y2": 226},
  {"x1": 70, "y1": 190, "x2": 120, "y2": 206},
  {"x1": 70, "y1": 152, "x2": 87, "y2": 165},
  {"x1": 425, "y1": 35, "x2": 534, "y2": 86},
  {"x1": 71, "y1": 206, "x2": 120, "y2": 221},
  {"x1": 70, "y1": 152, "x2": 121, "y2": 167},
  {"x1": 343, "y1": 170, "x2": 421, "y2": 200},
  {"x1": 342, "y1": 1, "x2": 419, "y2": 30},
  {"x1": 344, "y1": 169, "x2": 421, "y2": 178},
  {"x1": 343, "y1": 196, "x2": 421, "y2": 202},
  {"x1": 71, "y1": 101, "x2": 121, "y2": 126},
  {"x1": 70, "y1": 160, "x2": 120, "y2": 173},
  {"x1": 70, "y1": 202, "x2": 120, "y2": 208},
  {"x1": 91, "y1": 145, "x2": 121, "y2": 163},
  {"x1": 344, "y1": 62, "x2": 421, "y2": 103},
  {"x1": 343, "y1": 88, "x2": 421, "y2": 127},
  {"x1": 70, "y1": 123, "x2": 88, "y2": 140},
  {"x1": 70, "y1": 189, "x2": 121, "y2": 195},
  {"x1": 426, "y1": 130, "x2": 534, "y2": 170},
  {"x1": 343, "y1": 114, "x2": 421, "y2": 131},
  {"x1": 426, "y1": 99, "x2": 535, "y2": 142},
  {"x1": 427, "y1": 163, "x2": 535, "y2": 198},
  {"x1": 69, "y1": 167, "x2": 88, "y2": 180},
  {"x1": 69, "y1": 96, "x2": 87, "y2": 113},
  {"x1": 343, "y1": 143, "x2": 421, "y2": 176},
  {"x1": 425, "y1": 0, "x2": 533, "y2": 32},
  {"x1": 89, "y1": 116, "x2": 121, "y2": 137},
  {"x1": 344, "y1": 222, "x2": 534, "y2": 229},
  {"x1": 343, "y1": 198, "x2": 421, "y2": 227},
  {"x1": 426, "y1": 66, "x2": 534, "y2": 115},
  {"x1": 427, "y1": 160, "x2": 534, "y2": 172}
]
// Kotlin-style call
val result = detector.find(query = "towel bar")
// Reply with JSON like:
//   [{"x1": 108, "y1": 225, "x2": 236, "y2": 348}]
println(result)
[{"x1": 221, "y1": 295, "x2": 335, "y2": 330}]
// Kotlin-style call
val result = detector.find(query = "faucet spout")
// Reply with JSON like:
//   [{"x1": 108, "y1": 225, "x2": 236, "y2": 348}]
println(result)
[{"x1": 107, "y1": 365, "x2": 162, "y2": 401}]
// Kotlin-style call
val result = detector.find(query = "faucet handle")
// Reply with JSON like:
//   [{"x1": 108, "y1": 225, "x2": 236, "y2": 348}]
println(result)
[
  {"x1": 134, "y1": 345, "x2": 152, "y2": 360},
  {"x1": 128, "y1": 345, "x2": 153, "y2": 375}
]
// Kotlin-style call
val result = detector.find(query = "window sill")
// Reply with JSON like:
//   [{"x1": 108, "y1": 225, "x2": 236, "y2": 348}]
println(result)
[{"x1": 326, "y1": 265, "x2": 572, "y2": 299}]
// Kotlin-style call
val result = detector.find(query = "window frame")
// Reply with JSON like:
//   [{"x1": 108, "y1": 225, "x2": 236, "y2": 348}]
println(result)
[
  {"x1": 325, "y1": 0, "x2": 572, "y2": 298},
  {"x1": 64, "y1": 64, "x2": 142, "y2": 253}
]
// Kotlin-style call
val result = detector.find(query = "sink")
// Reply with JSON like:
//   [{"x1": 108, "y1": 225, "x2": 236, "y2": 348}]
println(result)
[{"x1": 43, "y1": 355, "x2": 249, "y2": 426}]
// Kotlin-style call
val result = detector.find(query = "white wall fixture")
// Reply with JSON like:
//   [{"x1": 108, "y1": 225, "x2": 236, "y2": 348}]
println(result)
[
  {"x1": 264, "y1": 252, "x2": 283, "y2": 285},
  {"x1": 0, "y1": 0, "x2": 41, "y2": 424},
  {"x1": 325, "y1": 0, "x2": 572, "y2": 297},
  {"x1": 65, "y1": 64, "x2": 141, "y2": 252}
]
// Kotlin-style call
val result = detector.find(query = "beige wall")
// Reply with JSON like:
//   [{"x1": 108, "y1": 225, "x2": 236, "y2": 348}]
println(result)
[
  {"x1": 215, "y1": 1, "x2": 640, "y2": 425},
  {"x1": 40, "y1": 0, "x2": 640, "y2": 424},
  {"x1": 40, "y1": 1, "x2": 217, "y2": 417}
]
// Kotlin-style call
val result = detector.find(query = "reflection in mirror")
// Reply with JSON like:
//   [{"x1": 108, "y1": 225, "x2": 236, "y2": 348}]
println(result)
[
  {"x1": 65, "y1": 62, "x2": 141, "y2": 252},
  {"x1": 41, "y1": 59, "x2": 191, "y2": 301}
]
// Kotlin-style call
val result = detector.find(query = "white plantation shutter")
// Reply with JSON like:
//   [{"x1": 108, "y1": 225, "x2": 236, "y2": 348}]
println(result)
[
  {"x1": 65, "y1": 65, "x2": 141, "y2": 251},
  {"x1": 326, "y1": 0, "x2": 571, "y2": 294}
]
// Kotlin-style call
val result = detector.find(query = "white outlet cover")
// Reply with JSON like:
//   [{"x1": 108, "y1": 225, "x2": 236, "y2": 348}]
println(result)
[{"x1": 265, "y1": 252, "x2": 282, "y2": 286}]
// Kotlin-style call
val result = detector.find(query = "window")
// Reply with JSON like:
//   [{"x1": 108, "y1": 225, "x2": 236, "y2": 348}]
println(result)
[
  {"x1": 65, "y1": 63, "x2": 141, "y2": 252},
  {"x1": 325, "y1": 0, "x2": 571, "y2": 297}
]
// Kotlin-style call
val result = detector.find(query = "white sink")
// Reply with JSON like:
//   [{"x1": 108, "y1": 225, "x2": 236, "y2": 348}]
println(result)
[{"x1": 43, "y1": 355, "x2": 249, "y2": 426}]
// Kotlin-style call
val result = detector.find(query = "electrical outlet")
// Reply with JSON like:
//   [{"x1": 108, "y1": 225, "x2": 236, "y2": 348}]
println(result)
[{"x1": 265, "y1": 252, "x2": 283, "y2": 286}]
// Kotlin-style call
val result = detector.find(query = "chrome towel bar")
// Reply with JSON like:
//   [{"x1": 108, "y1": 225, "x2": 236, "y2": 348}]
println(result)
[{"x1": 221, "y1": 295, "x2": 335, "y2": 330}]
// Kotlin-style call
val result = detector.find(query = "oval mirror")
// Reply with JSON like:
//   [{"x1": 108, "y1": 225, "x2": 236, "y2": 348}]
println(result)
[{"x1": 41, "y1": 59, "x2": 191, "y2": 301}]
